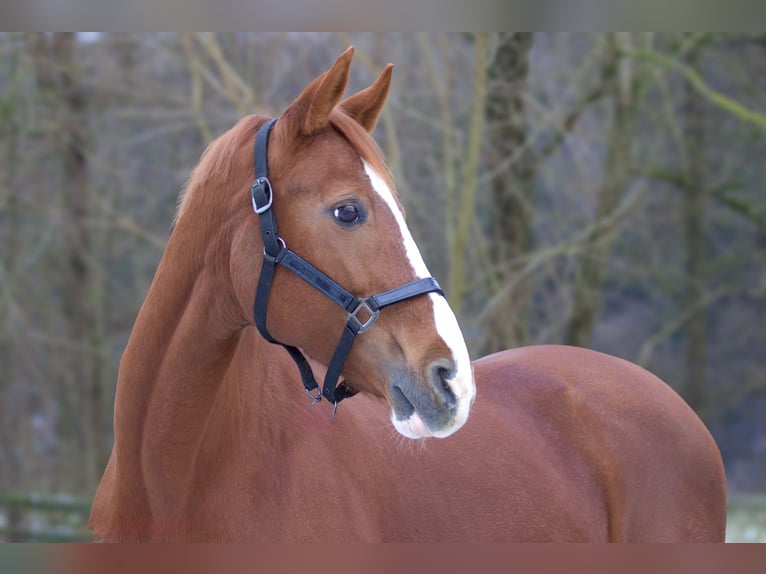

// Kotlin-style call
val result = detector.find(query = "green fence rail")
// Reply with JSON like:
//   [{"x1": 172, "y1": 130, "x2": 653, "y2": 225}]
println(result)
[{"x1": 0, "y1": 493, "x2": 92, "y2": 542}]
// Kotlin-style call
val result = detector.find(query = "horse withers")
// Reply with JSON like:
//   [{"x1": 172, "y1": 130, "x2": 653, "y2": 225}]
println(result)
[{"x1": 89, "y1": 47, "x2": 726, "y2": 542}]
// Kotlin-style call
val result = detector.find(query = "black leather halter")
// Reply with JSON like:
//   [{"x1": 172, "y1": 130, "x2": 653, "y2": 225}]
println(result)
[{"x1": 250, "y1": 118, "x2": 445, "y2": 407}]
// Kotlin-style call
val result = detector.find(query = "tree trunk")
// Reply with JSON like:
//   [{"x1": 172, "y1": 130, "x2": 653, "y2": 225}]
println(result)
[
  {"x1": 483, "y1": 32, "x2": 535, "y2": 351},
  {"x1": 447, "y1": 33, "x2": 489, "y2": 316},
  {"x1": 681, "y1": 46, "x2": 709, "y2": 418},
  {"x1": 28, "y1": 33, "x2": 105, "y2": 491},
  {"x1": 0, "y1": 34, "x2": 22, "y2": 491},
  {"x1": 564, "y1": 34, "x2": 641, "y2": 347}
]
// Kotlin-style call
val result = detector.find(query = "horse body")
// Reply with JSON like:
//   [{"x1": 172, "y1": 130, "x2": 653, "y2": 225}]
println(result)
[
  {"x1": 93, "y1": 331, "x2": 725, "y2": 541},
  {"x1": 90, "y1": 48, "x2": 726, "y2": 542}
]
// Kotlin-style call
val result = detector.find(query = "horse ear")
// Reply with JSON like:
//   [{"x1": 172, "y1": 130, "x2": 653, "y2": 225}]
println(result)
[
  {"x1": 283, "y1": 46, "x2": 354, "y2": 136},
  {"x1": 340, "y1": 64, "x2": 393, "y2": 133}
]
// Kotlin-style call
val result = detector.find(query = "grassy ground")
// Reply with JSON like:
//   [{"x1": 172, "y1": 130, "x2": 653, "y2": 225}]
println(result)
[
  {"x1": 1, "y1": 492, "x2": 765, "y2": 542},
  {"x1": 726, "y1": 494, "x2": 766, "y2": 542}
]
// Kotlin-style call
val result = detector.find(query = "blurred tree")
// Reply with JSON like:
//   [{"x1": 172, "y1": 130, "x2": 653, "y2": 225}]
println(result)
[
  {"x1": 681, "y1": 44, "x2": 710, "y2": 418},
  {"x1": 564, "y1": 33, "x2": 646, "y2": 348},
  {"x1": 483, "y1": 32, "x2": 535, "y2": 350},
  {"x1": 0, "y1": 32, "x2": 764, "y2": 496},
  {"x1": 27, "y1": 33, "x2": 107, "y2": 489},
  {"x1": 447, "y1": 32, "x2": 489, "y2": 316},
  {"x1": 0, "y1": 33, "x2": 23, "y2": 491}
]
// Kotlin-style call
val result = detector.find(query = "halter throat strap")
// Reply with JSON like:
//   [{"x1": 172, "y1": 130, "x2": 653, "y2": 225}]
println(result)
[{"x1": 250, "y1": 118, "x2": 444, "y2": 407}]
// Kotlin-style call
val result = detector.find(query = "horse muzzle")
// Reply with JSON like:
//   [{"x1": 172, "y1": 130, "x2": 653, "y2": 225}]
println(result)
[{"x1": 388, "y1": 359, "x2": 475, "y2": 439}]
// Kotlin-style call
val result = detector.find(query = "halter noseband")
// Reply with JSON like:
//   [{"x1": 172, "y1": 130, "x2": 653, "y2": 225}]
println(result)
[{"x1": 250, "y1": 118, "x2": 445, "y2": 407}]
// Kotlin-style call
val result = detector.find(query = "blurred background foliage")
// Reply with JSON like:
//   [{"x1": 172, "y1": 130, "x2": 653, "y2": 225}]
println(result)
[{"x1": 0, "y1": 32, "x2": 765, "y2": 540}]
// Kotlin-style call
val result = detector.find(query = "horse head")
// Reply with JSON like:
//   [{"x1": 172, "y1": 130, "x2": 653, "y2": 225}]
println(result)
[{"x1": 223, "y1": 47, "x2": 475, "y2": 438}]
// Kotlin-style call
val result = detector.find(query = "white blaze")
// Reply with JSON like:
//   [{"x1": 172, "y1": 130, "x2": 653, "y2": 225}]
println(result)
[{"x1": 363, "y1": 161, "x2": 475, "y2": 438}]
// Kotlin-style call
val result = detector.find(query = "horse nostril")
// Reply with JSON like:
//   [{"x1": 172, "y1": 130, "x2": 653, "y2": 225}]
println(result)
[
  {"x1": 429, "y1": 360, "x2": 458, "y2": 408},
  {"x1": 390, "y1": 384, "x2": 415, "y2": 420}
]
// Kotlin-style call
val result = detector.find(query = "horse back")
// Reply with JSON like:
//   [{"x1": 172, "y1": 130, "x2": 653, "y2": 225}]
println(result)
[{"x1": 465, "y1": 345, "x2": 727, "y2": 541}]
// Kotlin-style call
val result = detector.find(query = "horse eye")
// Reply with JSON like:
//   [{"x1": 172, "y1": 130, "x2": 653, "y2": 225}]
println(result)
[{"x1": 334, "y1": 204, "x2": 360, "y2": 224}]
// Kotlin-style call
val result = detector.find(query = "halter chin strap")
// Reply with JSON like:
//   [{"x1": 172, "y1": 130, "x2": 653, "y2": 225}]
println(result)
[{"x1": 250, "y1": 118, "x2": 445, "y2": 407}]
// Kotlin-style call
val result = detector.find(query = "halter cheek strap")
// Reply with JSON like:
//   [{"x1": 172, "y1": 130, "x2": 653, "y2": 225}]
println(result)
[{"x1": 251, "y1": 118, "x2": 444, "y2": 407}]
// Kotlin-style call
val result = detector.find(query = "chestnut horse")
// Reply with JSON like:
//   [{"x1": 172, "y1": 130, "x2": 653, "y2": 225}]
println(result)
[{"x1": 90, "y1": 48, "x2": 726, "y2": 542}]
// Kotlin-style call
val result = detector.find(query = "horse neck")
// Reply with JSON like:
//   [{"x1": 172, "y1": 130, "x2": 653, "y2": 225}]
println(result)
[{"x1": 112, "y1": 217, "x2": 283, "y2": 518}]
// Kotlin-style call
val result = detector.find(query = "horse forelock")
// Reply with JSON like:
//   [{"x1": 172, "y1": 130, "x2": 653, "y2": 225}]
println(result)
[{"x1": 327, "y1": 108, "x2": 398, "y2": 198}]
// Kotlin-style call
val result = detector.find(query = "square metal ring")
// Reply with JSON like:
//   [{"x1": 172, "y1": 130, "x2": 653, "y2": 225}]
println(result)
[{"x1": 348, "y1": 298, "x2": 380, "y2": 334}]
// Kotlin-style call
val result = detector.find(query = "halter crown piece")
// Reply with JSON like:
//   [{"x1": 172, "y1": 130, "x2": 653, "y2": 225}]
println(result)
[{"x1": 250, "y1": 118, "x2": 445, "y2": 408}]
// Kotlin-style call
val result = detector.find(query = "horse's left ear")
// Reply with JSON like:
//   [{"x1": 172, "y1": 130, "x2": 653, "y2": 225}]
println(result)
[
  {"x1": 340, "y1": 64, "x2": 393, "y2": 133},
  {"x1": 282, "y1": 46, "x2": 355, "y2": 136}
]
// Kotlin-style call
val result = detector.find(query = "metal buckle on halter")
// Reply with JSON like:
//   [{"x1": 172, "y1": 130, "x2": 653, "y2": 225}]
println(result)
[
  {"x1": 263, "y1": 236, "x2": 286, "y2": 257},
  {"x1": 305, "y1": 386, "x2": 322, "y2": 406},
  {"x1": 251, "y1": 177, "x2": 273, "y2": 214},
  {"x1": 347, "y1": 298, "x2": 380, "y2": 334}
]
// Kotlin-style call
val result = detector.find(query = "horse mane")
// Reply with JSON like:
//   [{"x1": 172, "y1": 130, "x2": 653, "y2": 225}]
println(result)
[
  {"x1": 176, "y1": 109, "x2": 397, "y2": 223},
  {"x1": 176, "y1": 115, "x2": 263, "y2": 223}
]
